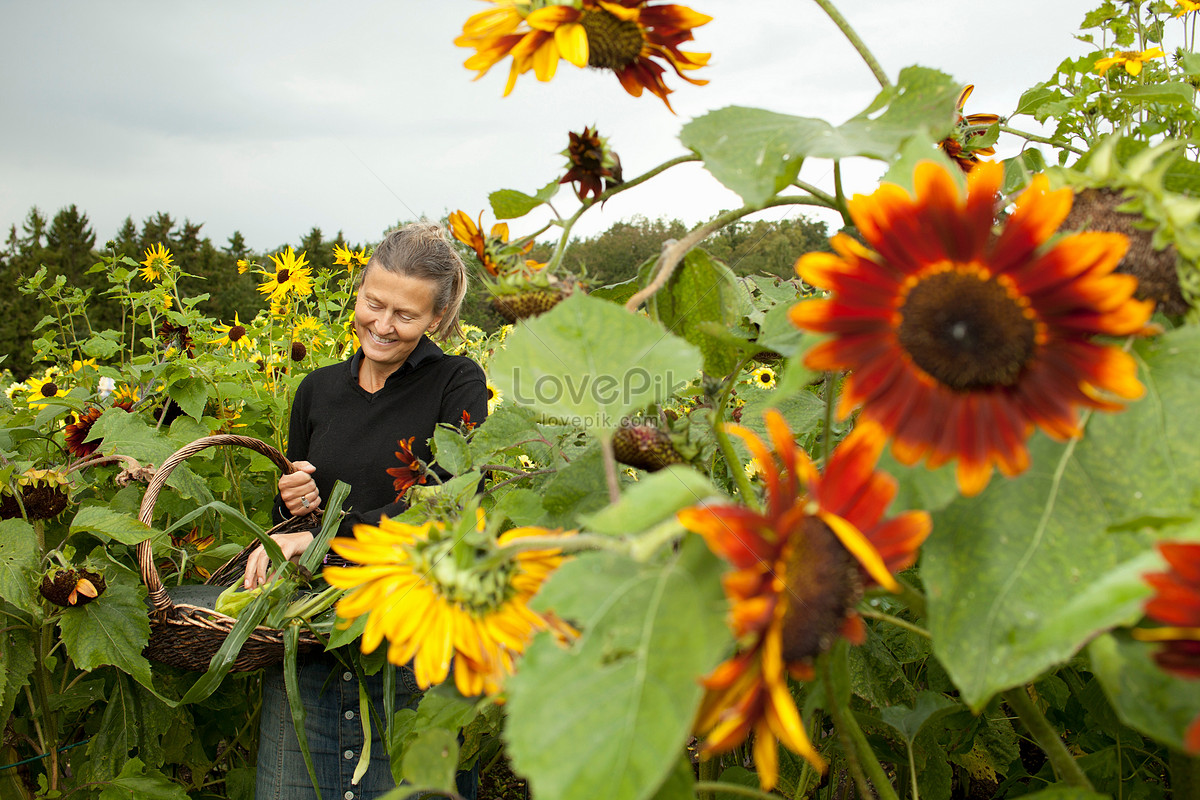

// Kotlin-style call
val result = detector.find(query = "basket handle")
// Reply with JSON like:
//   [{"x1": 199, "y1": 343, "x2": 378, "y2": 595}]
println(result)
[{"x1": 136, "y1": 435, "x2": 296, "y2": 614}]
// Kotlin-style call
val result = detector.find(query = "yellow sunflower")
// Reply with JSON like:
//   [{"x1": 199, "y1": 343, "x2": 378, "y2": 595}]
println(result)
[
  {"x1": 332, "y1": 243, "x2": 355, "y2": 267},
  {"x1": 257, "y1": 247, "x2": 314, "y2": 303},
  {"x1": 210, "y1": 312, "x2": 255, "y2": 352},
  {"x1": 456, "y1": 0, "x2": 711, "y2": 112},
  {"x1": 487, "y1": 381, "x2": 503, "y2": 414},
  {"x1": 325, "y1": 513, "x2": 572, "y2": 696},
  {"x1": 236, "y1": 258, "x2": 251, "y2": 274},
  {"x1": 750, "y1": 366, "x2": 776, "y2": 389},
  {"x1": 1094, "y1": 47, "x2": 1165, "y2": 76},
  {"x1": 140, "y1": 243, "x2": 173, "y2": 283},
  {"x1": 1177, "y1": 0, "x2": 1200, "y2": 15},
  {"x1": 25, "y1": 372, "x2": 64, "y2": 410}
]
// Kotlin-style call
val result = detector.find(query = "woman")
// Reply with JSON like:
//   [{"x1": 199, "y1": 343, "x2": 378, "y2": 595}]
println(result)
[{"x1": 244, "y1": 222, "x2": 488, "y2": 800}]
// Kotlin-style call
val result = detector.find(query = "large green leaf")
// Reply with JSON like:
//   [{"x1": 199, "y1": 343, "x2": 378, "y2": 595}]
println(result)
[
  {"x1": 58, "y1": 578, "x2": 154, "y2": 688},
  {"x1": 579, "y1": 465, "x2": 718, "y2": 536},
  {"x1": 90, "y1": 410, "x2": 209, "y2": 501},
  {"x1": 925, "y1": 327, "x2": 1200, "y2": 711},
  {"x1": 489, "y1": 293, "x2": 701, "y2": 433},
  {"x1": 504, "y1": 538, "x2": 731, "y2": 800},
  {"x1": 70, "y1": 505, "x2": 160, "y2": 545},
  {"x1": 680, "y1": 67, "x2": 960, "y2": 206},
  {"x1": 489, "y1": 179, "x2": 560, "y2": 220},
  {"x1": 0, "y1": 623, "x2": 35, "y2": 732},
  {"x1": 88, "y1": 673, "x2": 177, "y2": 780},
  {"x1": 539, "y1": 445, "x2": 609, "y2": 529},
  {"x1": 650, "y1": 249, "x2": 749, "y2": 378},
  {"x1": 1088, "y1": 631, "x2": 1200, "y2": 753},
  {"x1": 96, "y1": 756, "x2": 189, "y2": 800},
  {"x1": 0, "y1": 519, "x2": 38, "y2": 613}
]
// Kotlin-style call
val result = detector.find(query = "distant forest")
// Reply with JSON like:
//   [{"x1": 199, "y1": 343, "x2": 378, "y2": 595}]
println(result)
[{"x1": 1, "y1": 206, "x2": 831, "y2": 377}]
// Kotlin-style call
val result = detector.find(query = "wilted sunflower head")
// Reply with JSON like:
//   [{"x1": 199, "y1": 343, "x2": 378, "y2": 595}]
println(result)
[
  {"x1": 561, "y1": 126, "x2": 623, "y2": 201},
  {"x1": 1, "y1": 468, "x2": 71, "y2": 521}
]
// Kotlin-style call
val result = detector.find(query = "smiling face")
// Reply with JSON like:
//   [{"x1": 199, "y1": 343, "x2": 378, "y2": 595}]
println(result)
[{"x1": 353, "y1": 266, "x2": 444, "y2": 385}]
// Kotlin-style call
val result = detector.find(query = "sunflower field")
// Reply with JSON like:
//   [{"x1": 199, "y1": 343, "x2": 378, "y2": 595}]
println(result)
[{"x1": 6, "y1": 1, "x2": 1200, "y2": 798}]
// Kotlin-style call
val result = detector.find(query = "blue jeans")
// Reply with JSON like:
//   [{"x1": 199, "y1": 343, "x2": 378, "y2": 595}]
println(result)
[{"x1": 255, "y1": 654, "x2": 478, "y2": 800}]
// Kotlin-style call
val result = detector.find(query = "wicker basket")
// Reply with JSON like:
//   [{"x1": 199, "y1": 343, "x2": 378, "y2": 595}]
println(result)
[{"x1": 136, "y1": 434, "x2": 323, "y2": 672}]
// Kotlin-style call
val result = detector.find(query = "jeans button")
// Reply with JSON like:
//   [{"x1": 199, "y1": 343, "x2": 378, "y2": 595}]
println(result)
[
  {"x1": 342, "y1": 671, "x2": 353, "y2": 682},
  {"x1": 344, "y1": 793, "x2": 355, "y2": 800},
  {"x1": 344, "y1": 710, "x2": 355, "y2": 720},
  {"x1": 343, "y1": 749, "x2": 354, "y2": 760}
]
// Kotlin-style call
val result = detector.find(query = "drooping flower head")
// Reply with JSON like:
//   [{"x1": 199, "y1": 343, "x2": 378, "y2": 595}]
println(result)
[
  {"x1": 561, "y1": 126, "x2": 623, "y2": 201},
  {"x1": 1094, "y1": 47, "x2": 1166, "y2": 76},
  {"x1": 325, "y1": 512, "x2": 573, "y2": 696},
  {"x1": 677, "y1": 410, "x2": 931, "y2": 787},
  {"x1": 448, "y1": 210, "x2": 533, "y2": 277},
  {"x1": 0, "y1": 468, "x2": 72, "y2": 521},
  {"x1": 158, "y1": 321, "x2": 195, "y2": 358},
  {"x1": 791, "y1": 161, "x2": 1155, "y2": 496},
  {"x1": 1132, "y1": 541, "x2": 1200, "y2": 751},
  {"x1": 386, "y1": 437, "x2": 429, "y2": 501},
  {"x1": 257, "y1": 247, "x2": 313, "y2": 303},
  {"x1": 938, "y1": 84, "x2": 1000, "y2": 173},
  {"x1": 456, "y1": 0, "x2": 711, "y2": 112},
  {"x1": 140, "y1": 243, "x2": 173, "y2": 283}
]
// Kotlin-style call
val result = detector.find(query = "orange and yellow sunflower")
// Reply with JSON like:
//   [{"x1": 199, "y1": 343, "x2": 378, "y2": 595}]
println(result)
[
  {"x1": 456, "y1": 0, "x2": 711, "y2": 112},
  {"x1": 791, "y1": 160, "x2": 1155, "y2": 496},
  {"x1": 386, "y1": 436, "x2": 429, "y2": 500},
  {"x1": 938, "y1": 84, "x2": 1000, "y2": 173},
  {"x1": 448, "y1": 210, "x2": 532, "y2": 277},
  {"x1": 324, "y1": 513, "x2": 573, "y2": 697},
  {"x1": 678, "y1": 410, "x2": 931, "y2": 787}
]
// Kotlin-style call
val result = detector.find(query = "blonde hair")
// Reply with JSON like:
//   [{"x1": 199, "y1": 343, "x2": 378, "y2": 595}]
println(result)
[{"x1": 360, "y1": 221, "x2": 468, "y2": 341}]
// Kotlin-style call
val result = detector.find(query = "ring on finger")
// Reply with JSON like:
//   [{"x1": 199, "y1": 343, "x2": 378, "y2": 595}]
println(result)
[{"x1": 300, "y1": 494, "x2": 310, "y2": 509}]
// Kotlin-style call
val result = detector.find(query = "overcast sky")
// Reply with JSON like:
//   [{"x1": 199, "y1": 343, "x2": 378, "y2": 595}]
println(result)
[{"x1": 3, "y1": 1, "x2": 1103, "y2": 253}]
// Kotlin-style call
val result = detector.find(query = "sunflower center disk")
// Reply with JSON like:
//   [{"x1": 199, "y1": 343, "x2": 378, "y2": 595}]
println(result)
[
  {"x1": 580, "y1": 9, "x2": 645, "y2": 70},
  {"x1": 277, "y1": 268, "x2": 290, "y2": 283},
  {"x1": 897, "y1": 269, "x2": 1037, "y2": 391},
  {"x1": 778, "y1": 517, "x2": 863, "y2": 664}
]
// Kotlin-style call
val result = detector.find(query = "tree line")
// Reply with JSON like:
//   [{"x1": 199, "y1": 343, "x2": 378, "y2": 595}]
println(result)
[{"x1": 1, "y1": 206, "x2": 830, "y2": 377}]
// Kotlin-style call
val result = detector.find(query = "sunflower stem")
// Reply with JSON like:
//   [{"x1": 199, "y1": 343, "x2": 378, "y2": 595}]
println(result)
[
  {"x1": 693, "y1": 782, "x2": 780, "y2": 800},
  {"x1": 810, "y1": 0, "x2": 891, "y2": 89},
  {"x1": 894, "y1": 577, "x2": 927, "y2": 619},
  {"x1": 1003, "y1": 685, "x2": 1095, "y2": 789},
  {"x1": 997, "y1": 125, "x2": 1085, "y2": 156},
  {"x1": 712, "y1": 408, "x2": 760, "y2": 512},
  {"x1": 857, "y1": 608, "x2": 930, "y2": 639},
  {"x1": 832, "y1": 161, "x2": 851, "y2": 227},
  {"x1": 599, "y1": 434, "x2": 622, "y2": 505},
  {"x1": 485, "y1": 533, "x2": 630, "y2": 569},
  {"x1": 822, "y1": 648, "x2": 899, "y2": 800},
  {"x1": 696, "y1": 756, "x2": 721, "y2": 800}
]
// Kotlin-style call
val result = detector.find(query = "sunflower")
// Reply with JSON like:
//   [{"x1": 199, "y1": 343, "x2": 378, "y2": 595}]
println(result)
[
  {"x1": 140, "y1": 243, "x2": 173, "y2": 282},
  {"x1": 678, "y1": 410, "x2": 931, "y2": 787},
  {"x1": 65, "y1": 407, "x2": 104, "y2": 458},
  {"x1": 210, "y1": 312, "x2": 255, "y2": 353},
  {"x1": 25, "y1": 372, "x2": 64, "y2": 410},
  {"x1": 1177, "y1": 0, "x2": 1200, "y2": 15},
  {"x1": 1132, "y1": 541, "x2": 1200, "y2": 751},
  {"x1": 324, "y1": 513, "x2": 572, "y2": 696},
  {"x1": 487, "y1": 381, "x2": 503, "y2": 414},
  {"x1": 938, "y1": 84, "x2": 1000, "y2": 173},
  {"x1": 750, "y1": 366, "x2": 776, "y2": 389},
  {"x1": 1094, "y1": 47, "x2": 1165, "y2": 76},
  {"x1": 449, "y1": 210, "x2": 530, "y2": 277},
  {"x1": 456, "y1": 0, "x2": 711, "y2": 112},
  {"x1": 790, "y1": 160, "x2": 1154, "y2": 496},
  {"x1": 236, "y1": 258, "x2": 251, "y2": 274},
  {"x1": 332, "y1": 243, "x2": 356, "y2": 267},
  {"x1": 386, "y1": 437, "x2": 429, "y2": 500},
  {"x1": 158, "y1": 321, "x2": 195, "y2": 358},
  {"x1": 561, "y1": 126, "x2": 623, "y2": 201},
  {"x1": 257, "y1": 247, "x2": 313, "y2": 303}
]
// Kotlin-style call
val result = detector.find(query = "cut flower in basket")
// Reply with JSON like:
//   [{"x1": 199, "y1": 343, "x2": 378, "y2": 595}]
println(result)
[
  {"x1": 455, "y1": 0, "x2": 711, "y2": 111},
  {"x1": 791, "y1": 160, "x2": 1156, "y2": 497},
  {"x1": 678, "y1": 410, "x2": 930, "y2": 787},
  {"x1": 324, "y1": 510, "x2": 574, "y2": 697}
]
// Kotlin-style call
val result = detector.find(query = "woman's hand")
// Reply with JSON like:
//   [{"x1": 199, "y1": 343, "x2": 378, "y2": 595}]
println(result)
[
  {"x1": 280, "y1": 461, "x2": 321, "y2": 517},
  {"x1": 242, "y1": 530, "x2": 315, "y2": 589}
]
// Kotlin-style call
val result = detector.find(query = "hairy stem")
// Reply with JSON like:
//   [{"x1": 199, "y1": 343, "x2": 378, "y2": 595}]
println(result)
[{"x1": 1003, "y1": 685, "x2": 1094, "y2": 789}]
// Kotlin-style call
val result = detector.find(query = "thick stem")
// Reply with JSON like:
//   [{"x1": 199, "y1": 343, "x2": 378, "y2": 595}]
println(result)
[
  {"x1": 822, "y1": 651, "x2": 900, "y2": 800},
  {"x1": 857, "y1": 608, "x2": 930, "y2": 639},
  {"x1": 810, "y1": 0, "x2": 891, "y2": 89},
  {"x1": 1003, "y1": 686, "x2": 1094, "y2": 789},
  {"x1": 598, "y1": 434, "x2": 621, "y2": 505},
  {"x1": 696, "y1": 756, "x2": 721, "y2": 800}
]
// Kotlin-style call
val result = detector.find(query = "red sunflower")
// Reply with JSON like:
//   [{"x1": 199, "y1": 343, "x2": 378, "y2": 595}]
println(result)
[
  {"x1": 65, "y1": 407, "x2": 105, "y2": 459},
  {"x1": 938, "y1": 84, "x2": 1000, "y2": 172},
  {"x1": 677, "y1": 410, "x2": 931, "y2": 788},
  {"x1": 1133, "y1": 541, "x2": 1200, "y2": 751},
  {"x1": 386, "y1": 437, "x2": 429, "y2": 501},
  {"x1": 791, "y1": 160, "x2": 1155, "y2": 497}
]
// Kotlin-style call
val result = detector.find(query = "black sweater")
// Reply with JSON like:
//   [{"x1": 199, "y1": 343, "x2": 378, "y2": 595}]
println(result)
[{"x1": 272, "y1": 336, "x2": 488, "y2": 538}]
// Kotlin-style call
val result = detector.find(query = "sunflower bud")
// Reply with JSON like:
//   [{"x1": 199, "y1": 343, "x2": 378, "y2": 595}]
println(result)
[{"x1": 561, "y1": 127, "x2": 623, "y2": 202}]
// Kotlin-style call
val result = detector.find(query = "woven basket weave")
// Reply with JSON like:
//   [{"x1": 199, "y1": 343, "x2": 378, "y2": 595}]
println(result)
[{"x1": 136, "y1": 434, "x2": 322, "y2": 672}]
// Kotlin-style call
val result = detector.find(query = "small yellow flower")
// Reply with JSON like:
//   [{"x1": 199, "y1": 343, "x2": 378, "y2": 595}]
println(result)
[
  {"x1": 1094, "y1": 47, "x2": 1165, "y2": 76},
  {"x1": 751, "y1": 366, "x2": 776, "y2": 390},
  {"x1": 518, "y1": 454, "x2": 535, "y2": 470},
  {"x1": 744, "y1": 457, "x2": 764, "y2": 481},
  {"x1": 487, "y1": 381, "x2": 502, "y2": 414},
  {"x1": 5, "y1": 382, "x2": 25, "y2": 401},
  {"x1": 140, "y1": 244, "x2": 173, "y2": 282},
  {"x1": 332, "y1": 243, "x2": 355, "y2": 266},
  {"x1": 236, "y1": 258, "x2": 251, "y2": 274}
]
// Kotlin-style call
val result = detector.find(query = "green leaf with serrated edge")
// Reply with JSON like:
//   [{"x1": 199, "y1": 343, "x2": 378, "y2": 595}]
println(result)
[
  {"x1": 540, "y1": 445, "x2": 608, "y2": 528},
  {"x1": 468, "y1": 403, "x2": 541, "y2": 459},
  {"x1": 90, "y1": 410, "x2": 210, "y2": 501},
  {"x1": 88, "y1": 673, "x2": 175, "y2": 781},
  {"x1": 0, "y1": 623, "x2": 35, "y2": 733},
  {"x1": 650, "y1": 249, "x2": 745, "y2": 378},
  {"x1": 433, "y1": 424, "x2": 472, "y2": 475},
  {"x1": 96, "y1": 756, "x2": 190, "y2": 800},
  {"x1": 58, "y1": 579, "x2": 153, "y2": 686},
  {"x1": 1089, "y1": 631, "x2": 1200, "y2": 753},
  {"x1": 878, "y1": 691, "x2": 959, "y2": 744},
  {"x1": 167, "y1": 375, "x2": 208, "y2": 420},
  {"x1": 0, "y1": 519, "x2": 37, "y2": 613},
  {"x1": 70, "y1": 505, "x2": 160, "y2": 545},
  {"x1": 1014, "y1": 85, "x2": 1060, "y2": 117},
  {"x1": 490, "y1": 293, "x2": 701, "y2": 433},
  {"x1": 489, "y1": 179, "x2": 559, "y2": 220},
  {"x1": 925, "y1": 327, "x2": 1200, "y2": 711},
  {"x1": 680, "y1": 67, "x2": 960, "y2": 206},
  {"x1": 579, "y1": 466, "x2": 718, "y2": 536},
  {"x1": 505, "y1": 537, "x2": 730, "y2": 800},
  {"x1": 401, "y1": 728, "x2": 459, "y2": 794}
]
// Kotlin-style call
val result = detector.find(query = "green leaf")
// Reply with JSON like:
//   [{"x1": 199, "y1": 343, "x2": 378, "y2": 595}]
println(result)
[
  {"x1": 0, "y1": 519, "x2": 38, "y2": 613},
  {"x1": 876, "y1": 447, "x2": 960, "y2": 515},
  {"x1": 96, "y1": 756, "x2": 190, "y2": 800},
  {"x1": 70, "y1": 505, "x2": 160, "y2": 545},
  {"x1": 1089, "y1": 631, "x2": 1200, "y2": 753},
  {"x1": 650, "y1": 249, "x2": 748, "y2": 378},
  {"x1": 878, "y1": 691, "x2": 959, "y2": 744},
  {"x1": 739, "y1": 384, "x2": 824, "y2": 444},
  {"x1": 90, "y1": 410, "x2": 210, "y2": 502},
  {"x1": 489, "y1": 180, "x2": 560, "y2": 220},
  {"x1": 880, "y1": 133, "x2": 962, "y2": 193},
  {"x1": 88, "y1": 673, "x2": 176, "y2": 781},
  {"x1": 1014, "y1": 85, "x2": 1061, "y2": 118},
  {"x1": 0, "y1": 623, "x2": 35, "y2": 733},
  {"x1": 680, "y1": 67, "x2": 960, "y2": 206},
  {"x1": 468, "y1": 403, "x2": 542, "y2": 459},
  {"x1": 540, "y1": 445, "x2": 609, "y2": 528},
  {"x1": 489, "y1": 488, "x2": 546, "y2": 527},
  {"x1": 1119, "y1": 82, "x2": 1197, "y2": 106},
  {"x1": 58, "y1": 579, "x2": 154, "y2": 687},
  {"x1": 167, "y1": 375, "x2": 209, "y2": 420},
  {"x1": 401, "y1": 728, "x2": 459, "y2": 794},
  {"x1": 81, "y1": 332, "x2": 122, "y2": 359},
  {"x1": 755, "y1": 304, "x2": 814, "y2": 359},
  {"x1": 579, "y1": 465, "x2": 718, "y2": 536},
  {"x1": 925, "y1": 327, "x2": 1200, "y2": 711},
  {"x1": 648, "y1": 753, "x2": 696, "y2": 800},
  {"x1": 1015, "y1": 789, "x2": 1110, "y2": 800},
  {"x1": 433, "y1": 424, "x2": 472, "y2": 475},
  {"x1": 489, "y1": 293, "x2": 701, "y2": 432},
  {"x1": 505, "y1": 538, "x2": 730, "y2": 800}
]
